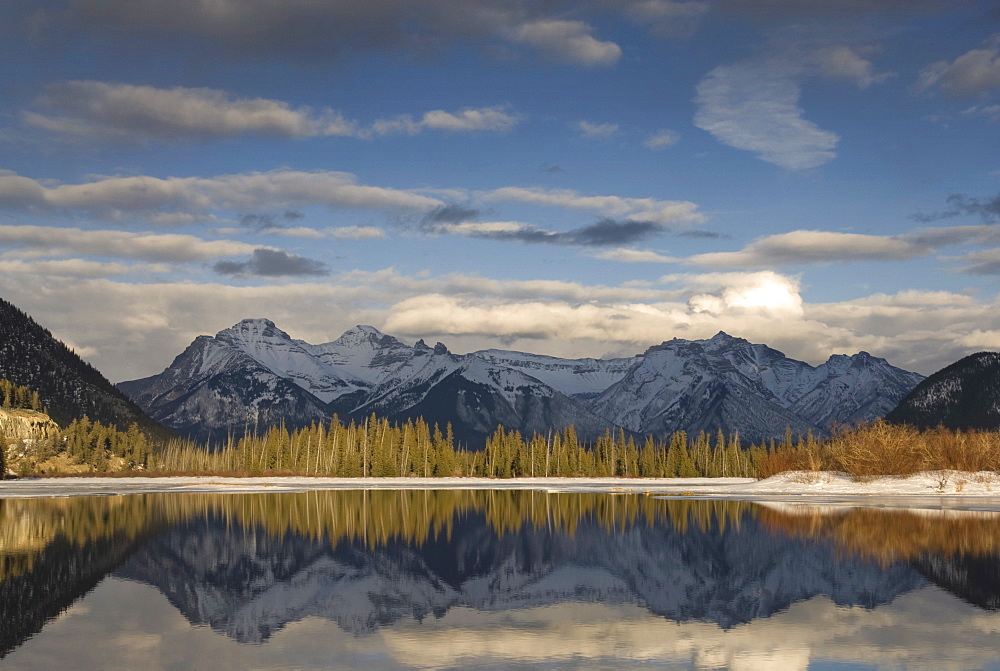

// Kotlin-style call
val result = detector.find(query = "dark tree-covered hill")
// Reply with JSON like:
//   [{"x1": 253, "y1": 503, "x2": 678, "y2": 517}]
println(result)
[
  {"x1": 885, "y1": 352, "x2": 1000, "y2": 431},
  {"x1": 0, "y1": 297, "x2": 168, "y2": 435}
]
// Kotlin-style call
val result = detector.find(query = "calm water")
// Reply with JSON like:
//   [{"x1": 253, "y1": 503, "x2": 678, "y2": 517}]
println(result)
[{"x1": 2, "y1": 490, "x2": 1000, "y2": 670}]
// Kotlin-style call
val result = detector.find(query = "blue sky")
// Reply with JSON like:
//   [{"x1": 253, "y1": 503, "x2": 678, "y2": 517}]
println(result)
[{"x1": 1, "y1": 0, "x2": 999, "y2": 381}]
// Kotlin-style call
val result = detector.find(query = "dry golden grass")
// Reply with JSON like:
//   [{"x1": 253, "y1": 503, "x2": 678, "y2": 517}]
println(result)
[
  {"x1": 758, "y1": 504, "x2": 1000, "y2": 565},
  {"x1": 756, "y1": 421, "x2": 1000, "y2": 480}
]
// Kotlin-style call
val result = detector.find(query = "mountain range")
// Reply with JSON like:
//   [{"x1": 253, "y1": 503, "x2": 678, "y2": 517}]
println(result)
[{"x1": 118, "y1": 318, "x2": 925, "y2": 447}]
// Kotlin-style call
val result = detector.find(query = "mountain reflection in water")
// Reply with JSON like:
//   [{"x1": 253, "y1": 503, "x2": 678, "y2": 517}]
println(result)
[{"x1": 3, "y1": 490, "x2": 1000, "y2": 668}]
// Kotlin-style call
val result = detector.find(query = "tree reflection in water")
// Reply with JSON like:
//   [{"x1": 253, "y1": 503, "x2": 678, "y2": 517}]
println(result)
[{"x1": 2, "y1": 490, "x2": 1000, "y2": 659}]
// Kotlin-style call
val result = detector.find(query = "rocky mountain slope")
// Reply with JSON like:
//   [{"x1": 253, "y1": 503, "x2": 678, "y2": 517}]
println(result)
[
  {"x1": 119, "y1": 319, "x2": 610, "y2": 445},
  {"x1": 118, "y1": 319, "x2": 924, "y2": 446},
  {"x1": 885, "y1": 351, "x2": 1000, "y2": 430},
  {"x1": 591, "y1": 333, "x2": 925, "y2": 444},
  {"x1": 0, "y1": 297, "x2": 165, "y2": 434}
]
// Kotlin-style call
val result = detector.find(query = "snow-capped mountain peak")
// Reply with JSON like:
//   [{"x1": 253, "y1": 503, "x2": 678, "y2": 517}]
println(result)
[{"x1": 119, "y1": 320, "x2": 924, "y2": 446}]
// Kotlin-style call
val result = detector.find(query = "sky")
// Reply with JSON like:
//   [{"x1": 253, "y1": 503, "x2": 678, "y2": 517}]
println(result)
[{"x1": 1, "y1": 0, "x2": 1000, "y2": 382}]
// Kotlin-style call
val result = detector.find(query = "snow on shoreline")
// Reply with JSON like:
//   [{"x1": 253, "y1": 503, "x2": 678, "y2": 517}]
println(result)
[{"x1": 2, "y1": 470, "x2": 1000, "y2": 502}]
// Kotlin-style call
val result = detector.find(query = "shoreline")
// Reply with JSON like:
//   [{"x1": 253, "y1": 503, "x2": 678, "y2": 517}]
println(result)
[{"x1": 2, "y1": 470, "x2": 1000, "y2": 505}]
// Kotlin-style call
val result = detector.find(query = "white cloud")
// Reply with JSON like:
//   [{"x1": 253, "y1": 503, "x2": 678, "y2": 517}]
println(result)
[
  {"x1": 42, "y1": 1, "x2": 625, "y2": 68},
  {"x1": 21, "y1": 81, "x2": 520, "y2": 143},
  {"x1": 419, "y1": 106, "x2": 518, "y2": 132},
  {"x1": 370, "y1": 105, "x2": 518, "y2": 136},
  {"x1": 262, "y1": 225, "x2": 387, "y2": 240},
  {"x1": 0, "y1": 258, "x2": 166, "y2": 278},
  {"x1": 689, "y1": 230, "x2": 929, "y2": 268},
  {"x1": 6, "y1": 266, "x2": 1000, "y2": 381},
  {"x1": 917, "y1": 34, "x2": 1000, "y2": 96},
  {"x1": 643, "y1": 129, "x2": 680, "y2": 149},
  {"x1": 486, "y1": 186, "x2": 705, "y2": 227},
  {"x1": 329, "y1": 226, "x2": 388, "y2": 240},
  {"x1": 0, "y1": 224, "x2": 259, "y2": 262},
  {"x1": 593, "y1": 248, "x2": 677, "y2": 263},
  {"x1": 576, "y1": 121, "x2": 620, "y2": 139},
  {"x1": 508, "y1": 20, "x2": 622, "y2": 66},
  {"x1": 815, "y1": 46, "x2": 893, "y2": 89},
  {"x1": 694, "y1": 58, "x2": 840, "y2": 170},
  {"x1": 0, "y1": 169, "x2": 443, "y2": 221},
  {"x1": 24, "y1": 81, "x2": 358, "y2": 141}
]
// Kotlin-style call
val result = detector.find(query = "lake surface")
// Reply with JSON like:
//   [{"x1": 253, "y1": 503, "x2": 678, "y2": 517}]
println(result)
[{"x1": 2, "y1": 490, "x2": 1000, "y2": 669}]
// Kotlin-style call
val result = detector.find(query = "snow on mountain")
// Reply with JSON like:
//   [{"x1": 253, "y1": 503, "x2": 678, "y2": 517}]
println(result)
[
  {"x1": 470, "y1": 349, "x2": 639, "y2": 398},
  {"x1": 119, "y1": 320, "x2": 614, "y2": 445},
  {"x1": 119, "y1": 321, "x2": 923, "y2": 446},
  {"x1": 589, "y1": 332, "x2": 923, "y2": 443},
  {"x1": 351, "y1": 343, "x2": 613, "y2": 446},
  {"x1": 885, "y1": 351, "x2": 1000, "y2": 430}
]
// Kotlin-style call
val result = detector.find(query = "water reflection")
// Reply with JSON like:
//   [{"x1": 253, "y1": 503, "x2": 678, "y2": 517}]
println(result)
[{"x1": 3, "y1": 491, "x2": 1000, "y2": 668}]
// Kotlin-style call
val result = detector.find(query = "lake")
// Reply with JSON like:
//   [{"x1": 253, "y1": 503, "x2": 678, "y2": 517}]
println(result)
[{"x1": 2, "y1": 489, "x2": 1000, "y2": 669}]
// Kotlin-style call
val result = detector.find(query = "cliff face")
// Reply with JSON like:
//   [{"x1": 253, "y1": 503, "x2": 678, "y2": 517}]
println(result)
[
  {"x1": 0, "y1": 408, "x2": 59, "y2": 439},
  {"x1": 1, "y1": 408, "x2": 59, "y2": 476}
]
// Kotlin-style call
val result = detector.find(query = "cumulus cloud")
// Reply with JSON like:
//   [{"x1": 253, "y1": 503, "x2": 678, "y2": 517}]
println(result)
[
  {"x1": 0, "y1": 224, "x2": 258, "y2": 262},
  {"x1": 643, "y1": 129, "x2": 680, "y2": 149},
  {"x1": 687, "y1": 224, "x2": 1000, "y2": 269},
  {"x1": 6, "y1": 266, "x2": 1000, "y2": 381},
  {"x1": 917, "y1": 34, "x2": 1000, "y2": 96},
  {"x1": 815, "y1": 46, "x2": 894, "y2": 89},
  {"x1": 593, "y1": 247, "x2": 677, "y2": 263},
  {"x1": 369, "y1": 105, "x2": 519, "y2": 136},
  {"x1": 23, "y1": 81, "x2": 357, "y2": 141},
  {"x1": 22, "y1": 81, "x2": 519, "y2": 143},
  {"x1": 576, "y1": 121, "x2": 619, "y2": 139},
  {"x1": 486, "y1": 186, "x2": 704, "y2": 227},
  {"x1": 213, "y1": 248, "x2": 328, "y2": 277},
  {"x1": 689, "y1": 230, "x2": 930, "y2": 269},
  {"x1": 695, "y1": 58, "x2": 840, "y2": 170},
  {"x1": 35, "y1": 1, "x2": 623, "y2": 68},
  {"x1": 508, "y1": 20, "x2": 621, "y2": 66},
  {"x1": 0, "y1": 169, "x2": 442, "y2": 221}
]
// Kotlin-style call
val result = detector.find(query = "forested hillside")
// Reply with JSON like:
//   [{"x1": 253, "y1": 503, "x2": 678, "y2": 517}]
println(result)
[{"x1": 0, "y1": 297, "x2": 167, "y2": 436}]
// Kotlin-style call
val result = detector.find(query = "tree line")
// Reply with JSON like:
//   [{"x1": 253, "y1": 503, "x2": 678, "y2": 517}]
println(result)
[
  {"x1": 153, "y1": 413, "x2": 764, "y2": 478},
  {"x1": 5, "y1": 378, "x2": 1000, "y2": 479}
]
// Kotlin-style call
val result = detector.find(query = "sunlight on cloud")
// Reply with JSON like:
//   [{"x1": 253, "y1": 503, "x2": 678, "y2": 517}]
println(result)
[
  {"x1": 486, "y1": 186, "x2": 704, "y2": 227},
  {"x1": 23, "y1": 81, "x2": 358, "y2": 141},
  {"x1": 0, "y1": 169, "x2": 442, "y2": 220},
  {"x1": 593, "y1": 248, "x2": 677, "y2": 263}
]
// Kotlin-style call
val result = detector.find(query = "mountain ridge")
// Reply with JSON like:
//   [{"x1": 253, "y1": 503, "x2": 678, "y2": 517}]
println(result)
[
  {"x1": 885, "y1": 351, "x2": 1000, "y2": 431},
  {"x1": 117, "y1": 318, "x2": 923, "y2": 447}
]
